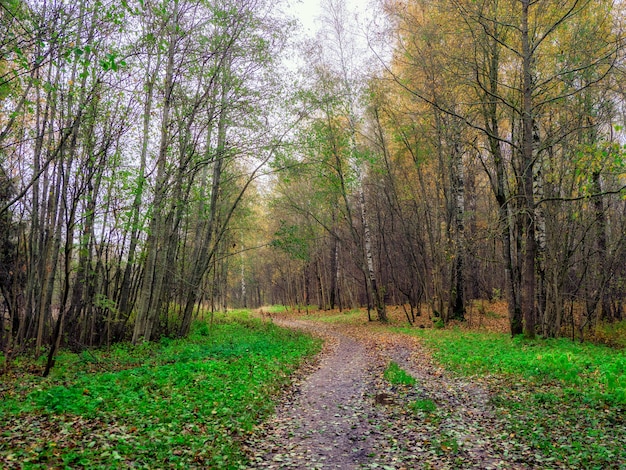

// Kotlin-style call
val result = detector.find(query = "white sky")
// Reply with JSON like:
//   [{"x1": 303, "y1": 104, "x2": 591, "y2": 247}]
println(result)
[
  {"x1": 287, "y1": 0, "x2": 325, "y2": 36},
  {"x1": 284, "y1": 0, "x2": 376, "y2": 39},
  {"x1": 282, "y1": 0, "x2": 383, "y2": 73}
]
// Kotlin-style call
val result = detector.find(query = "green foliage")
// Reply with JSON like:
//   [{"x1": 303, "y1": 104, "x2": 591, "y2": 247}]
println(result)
[
  {"x1": 0, "y1": 314, "x2": 321, "y2": 468},
  {"x1": 434, "y1": 435, "x2": 459, "y2": 455},
  {"x1": 409, "y1": 398, "x2": 437, "y2": 414},
  {"x1": 383, "y1": 361, "x2": 416, "y2": 386},
  {"x1": 191, "y1": 320, "x2": 211, "y2": 337},
  {"x1": 404, "y1": 328, "x2": 626, "y2": 403},
  {"x1": 401, "y1": 327, "x2": 626, "y2": 467},
  {"x1": 99, "y1": 52, "x2": 126, "y2": 72},
  {"x1": 432, "y1": 318, "x2": 445, "y2": 329},
  {"x1": 271, "y1": 220, "x2": 311, "y2": 261},
  {"x1": 93, "y1": 293, "x2": 117, "y2": 313},
  {"x1": 264, "y1": 304, "x2": 289, "y2": 314},
  {"x1": 490, "y1": 288, "x2": 502, "y2": 302},
  {"x1": 573, "y1": 140, "x2": 626, "y2": 195},
  {"x1": 303, "y1": 309, "x2": 366, "y2": 324}
]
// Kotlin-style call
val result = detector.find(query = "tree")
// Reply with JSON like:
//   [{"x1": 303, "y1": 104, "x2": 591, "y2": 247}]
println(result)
[
  {"x1": 0, "y1": 0, "x2": 299, "y2": 369},
  {"x1": 381, "y1": 0, "x2": 624, "y2": 336}
]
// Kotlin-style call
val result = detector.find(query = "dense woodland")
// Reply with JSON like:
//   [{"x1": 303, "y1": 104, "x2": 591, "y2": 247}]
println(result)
[{"x1": 1, "y1": 0, "x2": 626, "y2": 364}]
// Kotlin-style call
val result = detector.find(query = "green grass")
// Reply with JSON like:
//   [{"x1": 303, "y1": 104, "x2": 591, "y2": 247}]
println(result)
[
  {"x1": 399, "y1": 327, "x2": 626, "y2": 468},
  {"x1": 263, "y1": 304, "x2": 290, "y2": 314},
  {"x1": 409, "y1": 398, "x2": 437, "y2": 414},
  {"x1": 401, "y1": 328, "x2": 626, "y2": 404},
  {"x1": 383, "y1": 361, "x2": 416, "y2": 386},
  {"x1": 0, "y1": 312, "x2": 321, "y2": 469},
  {"x1": 302, "y1": 308, "x2": 366, "y2": 324}
]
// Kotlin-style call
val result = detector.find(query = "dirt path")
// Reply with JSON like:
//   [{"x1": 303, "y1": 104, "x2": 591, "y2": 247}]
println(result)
[{"x1": 246, "y1": 319, "x2": 534, "y2": 469}]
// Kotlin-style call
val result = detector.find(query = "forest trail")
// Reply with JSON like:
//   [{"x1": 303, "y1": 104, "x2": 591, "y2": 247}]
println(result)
[{"x1": 246, "y1": 318, "x2": 532, "y2": 469}]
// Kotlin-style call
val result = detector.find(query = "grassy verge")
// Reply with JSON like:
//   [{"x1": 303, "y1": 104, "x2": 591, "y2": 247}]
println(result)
[
  {"x1": 289, "y1": 308, "x2": 366, "y2": 324},
  {"x1": 262, "y1": 304, "x2": 291, "y2": 314},
  {"x1": 399, "y1": 327, "x2": 626, "y2": 468},
  {"x1": 0, "y1": 311, "x2": 321, "y2": 469}
]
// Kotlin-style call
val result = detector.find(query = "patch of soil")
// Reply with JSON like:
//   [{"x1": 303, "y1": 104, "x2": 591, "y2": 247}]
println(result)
[{"x1": 246, "y1": 319, "x2": 543, "y2": 469}]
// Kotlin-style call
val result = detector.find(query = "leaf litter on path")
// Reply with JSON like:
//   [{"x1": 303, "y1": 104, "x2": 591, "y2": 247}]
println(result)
[{"x1": 246, "y1": 319, "x2": 544, "y2": 469}]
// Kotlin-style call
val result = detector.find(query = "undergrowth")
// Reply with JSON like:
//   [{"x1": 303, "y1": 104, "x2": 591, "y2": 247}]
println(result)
[
  {"x1": 0, "y1": 312, "x2": 321, "y2": 469},
  {"x1": 594, "y1": 319, "x2": 626, "y2": 348},
  {"x1": 263, "y1": 305, "x2": 290, "y2": 314},
  {"x1": 401, "y1": 327, "x2": 626, "y2": 468},
  {"x1": 383, "y1": 361, "x2": 416, "y2": 386},
  {"x1": 409, "y1": 398, "x2": 437, "y2": 414}
]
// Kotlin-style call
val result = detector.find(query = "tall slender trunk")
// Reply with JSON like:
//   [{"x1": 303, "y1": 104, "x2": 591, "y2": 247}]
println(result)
[
  {"x1": 593, "y1": 172, "x2": 612, "y2": 321},
  {"x1": 118, "y1": 53, "x2": 157, "y2": 319},
  {"x1": 521, "y1": 0, "x2": 537, "y2": 338},
  {"x1": 133, "y1": 14, "x2": 178, "y2": 343},
  {"x1": 450, "y1": 137, "x2": 465, "y2": 321},
  {"x1": 178, "y1": 72, "x2": 229, "y2": 337},
  {"x1": 360, "y1": 187, "x2": 386, "y2": 322},
  {"x1": 482, "y1": 27, "x2": 522, "y2": 335},
  {"x1": 329, "y1": 226, "x2": 339, "y2": 310}
]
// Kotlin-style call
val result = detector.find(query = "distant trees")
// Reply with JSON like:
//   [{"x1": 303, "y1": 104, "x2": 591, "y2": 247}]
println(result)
[
  {"x1": 262, "y1": 0, "x2": 626, "y2": 339},
  {"x1": 400, "y1": 0, "x2": 625, "y2": 336},
  {"x1": 377, "y1": 0, "x2": 626, "y2": 337}
]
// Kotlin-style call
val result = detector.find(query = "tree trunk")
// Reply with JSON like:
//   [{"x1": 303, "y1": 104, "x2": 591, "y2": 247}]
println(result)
[
  {"x1": 133, "y1": 16, "x2": 178, "y2": 343},
  {"x1": 360, "y1": 188, "x2": 387, "y2": 322},
  {"x1": 521, "y1": 0, "x2": 537, "y2": 338},
  {"x1": 449, "y1": 138, "x2": 465, "y2": 321}
]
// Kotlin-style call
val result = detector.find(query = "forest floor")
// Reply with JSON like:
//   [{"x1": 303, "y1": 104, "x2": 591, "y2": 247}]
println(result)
[
  {"x1": 0, "y1": 315, "x2": 321, "y2": 469},
  {"x1": 1, "y1": 306, "x2": 623, "y2": 468},
  {"x1": 245, "y1": 314, "x2": 535, "y2": 469}
]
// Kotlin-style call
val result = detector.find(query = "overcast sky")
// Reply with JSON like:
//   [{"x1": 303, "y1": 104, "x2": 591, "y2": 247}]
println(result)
[
  {"x1": 280, "y1": 0, "x2": 388, "y2": 80},
  {"x1": 285, "y1": 0, "x2": 374, "y2": 38},
  {"x1": 288, "y1": 0, "x2": 324, "y2": 36}
]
